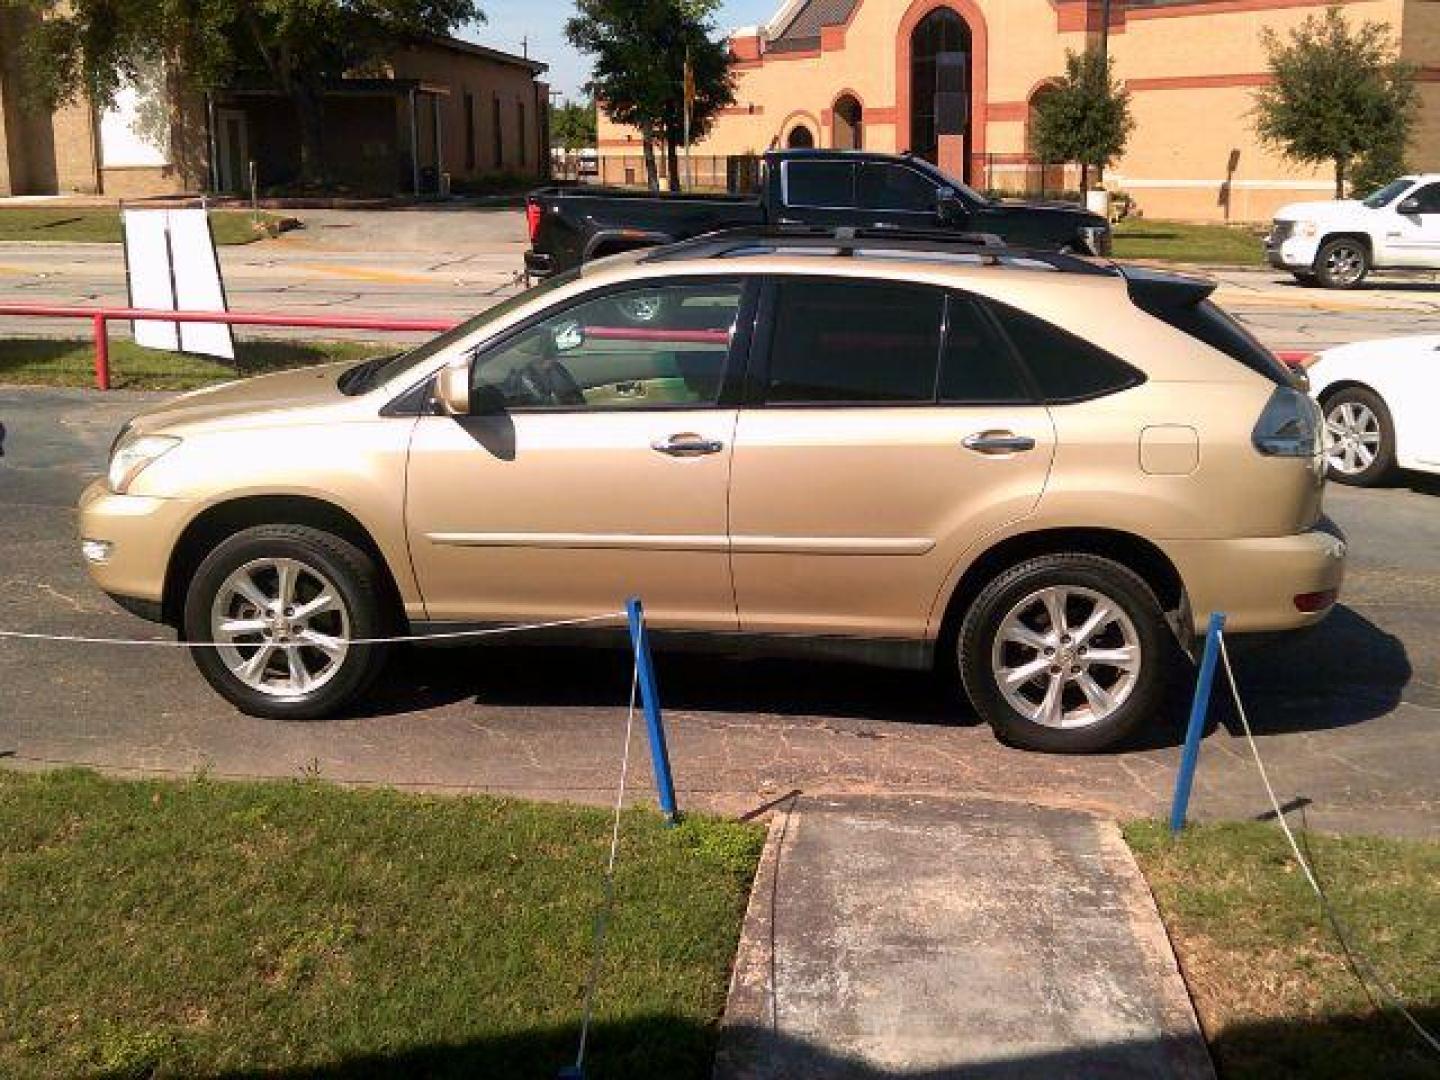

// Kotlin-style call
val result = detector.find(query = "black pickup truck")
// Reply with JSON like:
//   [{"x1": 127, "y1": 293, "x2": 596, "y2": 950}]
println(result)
[{"x1": 524, "y1": 149, "x2": 1111, "y2": 277}]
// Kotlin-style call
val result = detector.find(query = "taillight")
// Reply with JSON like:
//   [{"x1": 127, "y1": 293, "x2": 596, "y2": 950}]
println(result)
[
  {"x1": 525, "y1": 199, "x2": 542, "y2": 244},
  {"x1": 1275, "y1": 350, "x2": 1317, "y2": 370},
  {"x1": 1252, "y1": 386, "x2": 1322, "y2": 458},
  {"x1": 1294, "y1": 589, "x2": 1337, "y2": 613}
]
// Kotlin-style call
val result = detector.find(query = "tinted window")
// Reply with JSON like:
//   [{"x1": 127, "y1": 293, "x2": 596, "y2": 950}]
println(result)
[
  {"x1": 989, "y1": 302, "x2": 1143, "y2": 402},
  {"x1": 784, "y1": 161, "x2": 856, "y2": 208},
  {"x1": 766, "y1": 279, "x2": 943, "y2": 403},
  {"x1": 1362, "y1": 178, "x2": 1412, "y2": 208},
  {"x1": 473, "y1": 281, "x2": 742, "y2": 410},
  {"x1": 858, "y1": 164, "x2": 938, "y2": 213},
  {"x1": 939, "y1": 296, "x2": 1032, "y2": 403},
  {"x1": 1409, "y1": 183, "x2": 1440, "y2": 213}
]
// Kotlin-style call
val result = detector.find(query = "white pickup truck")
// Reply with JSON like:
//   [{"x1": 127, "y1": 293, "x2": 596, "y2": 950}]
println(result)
[{"x1": 1265, "y1": 175, "x2": 1440, "y2": 288}]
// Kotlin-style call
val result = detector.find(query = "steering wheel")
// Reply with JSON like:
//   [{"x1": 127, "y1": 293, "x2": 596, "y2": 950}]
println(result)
[{"x1": 503, "y1": 358, "x2": 585, "y2": 408}]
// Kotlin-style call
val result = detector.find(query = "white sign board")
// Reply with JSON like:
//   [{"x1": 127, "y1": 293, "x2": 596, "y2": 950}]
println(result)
[{"x1": 122, "y1": 208, "x2": 235, "y2": 360}]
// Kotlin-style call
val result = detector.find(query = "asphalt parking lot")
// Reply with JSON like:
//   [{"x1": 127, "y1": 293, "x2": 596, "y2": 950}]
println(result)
[{"x1": 0, "y1": 387, "x2": 1436, "y2": 837}]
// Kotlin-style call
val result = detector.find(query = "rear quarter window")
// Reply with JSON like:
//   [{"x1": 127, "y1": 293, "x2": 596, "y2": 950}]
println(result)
[{"x1": 986, "y1": 301, "x2": 1144, "y2": 402}]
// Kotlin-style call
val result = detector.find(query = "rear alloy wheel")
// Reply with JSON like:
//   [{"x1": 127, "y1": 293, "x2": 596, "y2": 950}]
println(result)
[
  {"x1": 958, "y1": 554, "x2": 1169, "y2": 752},
  {"x1": 183, "y1": 525, "x2": 389, "y2": 719},
  {"x1": 1314, "y1": 238, "x2": 1369, "y2": 289},
  {"x1": 1322, "y1": 386, "x2": 1395, "y2": 486}
]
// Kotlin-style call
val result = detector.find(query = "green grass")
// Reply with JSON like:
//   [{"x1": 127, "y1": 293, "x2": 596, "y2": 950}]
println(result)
[
  {"x1": 0, "y1": 209, "x2": 287, "y2": 245},
  {"x1": 0, "y1": 768, "x2": 764, "y2": 1079},
  {"x1": 1126, "y1": 820, "x2": 1440, "y2": 1079},
  {"x1": 1112, "y1": 219, "x2": 1267, "y2": 266},
  {"x1": 0, "y1": 338, "x2": 392, "y2": 390}
]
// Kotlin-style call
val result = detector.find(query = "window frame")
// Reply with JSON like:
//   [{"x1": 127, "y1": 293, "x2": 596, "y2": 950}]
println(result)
[
  {"x1": 748, "y1": 274, "x2": 1043, "y2": 409},
  {"x1": 457, "y1": 275, "x2": 760, "y2": 416}
]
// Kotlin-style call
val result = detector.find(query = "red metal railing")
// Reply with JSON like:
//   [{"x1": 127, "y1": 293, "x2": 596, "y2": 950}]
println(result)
[{"x1": 0, "y1": 304, "x2": 460, "y2": 390}]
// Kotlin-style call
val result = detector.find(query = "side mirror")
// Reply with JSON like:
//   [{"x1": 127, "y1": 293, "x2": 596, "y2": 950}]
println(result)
[
  {"x1": 1398, "y1": 196, "x2": 1422, "y2": 215},
  {"x1": 436, "y1": 363, "x2": 471, "y2": 416},
  {"x1": 937, "y1": 186, "x2": 967, "y2": 226}
]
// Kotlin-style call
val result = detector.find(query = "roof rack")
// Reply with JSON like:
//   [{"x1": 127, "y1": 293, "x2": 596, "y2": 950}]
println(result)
[{"x1": 641, "y1": 225, "x2": 1117, "y2": 276}]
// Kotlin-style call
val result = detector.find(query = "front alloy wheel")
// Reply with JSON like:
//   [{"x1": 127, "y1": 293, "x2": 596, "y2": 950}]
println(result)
[
  {"x1": 959, "y1": 554, "x2": 1169, "y2": 752},
  {"x1": 184, "y1": 524, "x2": 389, "y2": 719},
  {"x1": 1322, "y1": 387, "x2": 1395, "y2": 486},
  {"x1": 1314, "y1": 238, "x2": 1369, "y2": 289}
]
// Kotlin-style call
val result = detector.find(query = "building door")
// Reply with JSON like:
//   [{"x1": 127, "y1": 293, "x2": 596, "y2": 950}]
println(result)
[
  {"x1": 215, "y1": 109, "x2": 250, "y2": 194},
  {"x1": 910, "y1": 7, "x2": 971, "y2": 182}
]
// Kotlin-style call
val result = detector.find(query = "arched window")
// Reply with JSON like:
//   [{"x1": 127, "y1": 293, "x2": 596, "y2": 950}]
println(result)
[
  {"x1": 787, "y1": 125, "x2": 816, "y2": 149},
  {"x1": 910, "y1": 7, "x2": 971, "y2": 169},
  {"x1": 832, "y1": 95, "x2": 863, "y2": 150}
]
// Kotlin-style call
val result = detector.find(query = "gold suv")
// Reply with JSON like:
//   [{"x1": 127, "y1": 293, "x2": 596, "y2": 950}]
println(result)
[{"x1": 79, "y1": 231, "x2": 1346, "y2": 752}]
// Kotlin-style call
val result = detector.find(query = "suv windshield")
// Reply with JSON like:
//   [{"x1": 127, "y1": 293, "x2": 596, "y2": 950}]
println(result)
[
  {"x1": 1362, "y1": 178, "x2": 1414, "y2": 209},
  {"x1": 341, "y1": 268, "x2": 583, "y2": 394}
]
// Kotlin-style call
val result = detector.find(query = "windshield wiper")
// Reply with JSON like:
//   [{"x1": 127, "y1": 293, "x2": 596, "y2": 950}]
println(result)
[{"x1": 338, "y1": 353, "x2": 401, "y2": 395}]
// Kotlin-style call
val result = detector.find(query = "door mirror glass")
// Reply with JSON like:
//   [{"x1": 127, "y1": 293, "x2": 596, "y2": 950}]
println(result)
[
  {"x1": 1398, "y1": 196, "x2": 1422, "y2": 215},
  {"x1": 937, "y1": 187, "x2": 967, "y2": 225}
]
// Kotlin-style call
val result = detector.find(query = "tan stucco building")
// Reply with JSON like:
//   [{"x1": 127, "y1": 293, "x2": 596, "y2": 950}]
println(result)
[
  {"x1": 0, "y1": 19, "x2": 549, "y2": 199},
  {"x1": 598, "y1": 0, "x2": 1440, "y2": 221}
]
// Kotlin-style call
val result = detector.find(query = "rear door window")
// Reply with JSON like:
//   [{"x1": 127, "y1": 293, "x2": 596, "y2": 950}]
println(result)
[
  {"x1": 939, "y1": 295, "x2": 1033, "y2": 403},
  {"x1": 986, "y1": 301, "x2": 1144, "y2": 402},
  {"x1": 783, "y1": 161, "x2": 857, "y2": 209},
  {"x1": 763, "y1": 278, "x2": 944, "y2": 403}
]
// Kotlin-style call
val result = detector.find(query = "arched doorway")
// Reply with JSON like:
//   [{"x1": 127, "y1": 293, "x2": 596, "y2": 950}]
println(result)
[
  {"x1": 910, "y1": 7, "x2": 972, "y2": 180},
  {"x1": 787, "y1": 124, "x2": 815, "y2": 149},
  {"x1": 832, "y1": 94, "x2": 863, "y2": 150}
]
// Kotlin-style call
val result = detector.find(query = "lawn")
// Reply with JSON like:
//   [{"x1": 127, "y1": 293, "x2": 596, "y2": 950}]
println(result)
[
  {"x1": 0, "y1": 338, "x2": 393, "y2": 391},
  {"x1": 1112, "y1": 219, "x2": 1268, "y2": 267},
  {"x1": 0, "y1": 768, "x2": 764, "y2": 1080},
  {"x1": 0, "y1": 208, "x2": 287, "y2": 245},
  {"x1": 1126, "y1": 820, "x2": 1440, "y2": 1079}
]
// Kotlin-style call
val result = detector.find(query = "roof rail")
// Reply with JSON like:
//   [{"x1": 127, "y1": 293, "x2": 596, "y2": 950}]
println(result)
[{"x1": 641, "y1": 225, "x2": 1116, "y2": 276}]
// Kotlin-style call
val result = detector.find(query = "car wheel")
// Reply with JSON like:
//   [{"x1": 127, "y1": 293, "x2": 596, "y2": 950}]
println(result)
[
  {"x1": 1322, "y1": 386, "x2": 1395, "y2": 486},
  {"x1": 1313, "y1": 238, "x2": 1369, "y2": 289},
  {"x1": 958, "y1": 554, "x2": 1170, "y2": 753},
  {"x1": 183, "y1": 524, "x2": 390, "y2": 719}
]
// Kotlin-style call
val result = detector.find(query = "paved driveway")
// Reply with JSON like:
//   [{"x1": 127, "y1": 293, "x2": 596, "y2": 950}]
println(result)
[{"x1": 0, "y1": 388, "x2": 1435, "y2": 836}]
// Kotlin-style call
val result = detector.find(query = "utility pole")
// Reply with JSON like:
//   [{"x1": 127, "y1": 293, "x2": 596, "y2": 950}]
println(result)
[{"x1": 1099, "y1": 0, "x2": 1112, "y2": 65}]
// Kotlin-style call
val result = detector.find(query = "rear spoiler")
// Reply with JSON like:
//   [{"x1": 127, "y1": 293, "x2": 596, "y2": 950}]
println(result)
[{"x1": 1119, "y1": 265, "x2": 1217, "y2": 308}]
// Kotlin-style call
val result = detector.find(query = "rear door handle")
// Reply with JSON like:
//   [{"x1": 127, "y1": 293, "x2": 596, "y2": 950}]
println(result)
[
  {"x1": 652, "y1": 433, "x2": 724, "y2": 457},
  {"x1": 963, "y1": 431, "x2": 1036, "y2": 455}
]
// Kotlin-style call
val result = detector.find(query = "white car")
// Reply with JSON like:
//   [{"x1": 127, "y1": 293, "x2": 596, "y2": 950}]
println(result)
[
  {"x1": 1304, "y1": 336, "x2": 1440, "y2": 485},
  {"x1": 1265, "y1": 175, "x2": 1440, "y2": 289}
]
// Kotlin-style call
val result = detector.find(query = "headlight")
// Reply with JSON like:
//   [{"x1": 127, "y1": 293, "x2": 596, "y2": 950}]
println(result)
[{"x1": 108, "y1": 433, "x2": 180, "y2": 493}]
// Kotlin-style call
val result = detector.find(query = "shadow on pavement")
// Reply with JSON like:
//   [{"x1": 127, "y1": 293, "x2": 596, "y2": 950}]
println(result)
[
  {"x1": 349, "y1": 601, "x2": 1410, "y2": 754},
  {"x1": 180, "y1": 1006, "x2": 1440, "y2": 1080}
]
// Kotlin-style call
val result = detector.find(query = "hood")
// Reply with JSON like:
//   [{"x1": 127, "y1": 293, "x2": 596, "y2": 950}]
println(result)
[
  {"x1": 129, "y1": 361, "x2": 358, "y2": 435},
  {"x1": 989, "y1": 198, "x2": 1105, "y2": 224},
  {"x1": 1273, "y1": 198, "x2": 1365, "y2": 222}
]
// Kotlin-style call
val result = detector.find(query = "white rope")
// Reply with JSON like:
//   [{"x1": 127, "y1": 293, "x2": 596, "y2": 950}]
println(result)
[
  {"x1": 1218, "y1": 633, "x2": 1440, "y2": 1058},
  {"x1": 573, "y1": 661, "x2": 639, "y2": 1073},
  {"x1": 0, "y1": 611, "x2": 624, "y2": 649}
]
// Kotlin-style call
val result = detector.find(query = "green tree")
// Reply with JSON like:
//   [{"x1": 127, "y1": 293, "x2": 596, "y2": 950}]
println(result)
[
  {"x1": 1029, "y1": 49, "x2": 1134, "y2": 193},
  {"x1": 1252, "y1": 7, "x2": 1416, "y2": 199},
  {"x1": 566, "y1": 0, "x2": 735, "y2": 192},
  {"x1": 5, "y1": 0, "x2": 482, "y2": 187},
  {"x1": 550, "y1": 98, "x2": 597, "y2": 151}
]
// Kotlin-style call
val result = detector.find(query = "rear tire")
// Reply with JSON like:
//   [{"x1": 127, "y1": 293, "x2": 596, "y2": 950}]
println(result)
[
  {"x1": 1313, "y1": 237, "x2": 1369, "y2": 289},
  {"x1": 957, "y1": 554, "x2": 1170, "y2": 753},
  {"x1": 1322, "y1": 386, "x2": 1395, "y2": 487},
  {"x1": 183, "y1": 525, "x2": 390, "y2": 720}
]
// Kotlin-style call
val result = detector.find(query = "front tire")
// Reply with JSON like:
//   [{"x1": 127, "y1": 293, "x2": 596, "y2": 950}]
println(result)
[
  {"x1": 183, "y1": 525, "x2": 390, "y2": 719},
  {"x1": 1313, "y1": 237, "x2": 1369, "y2": 289},
  {"x1": 958, "y1": 554, "x2": 1170, "y2": 753},
  {"x1": 1322, "y1": 386, "x2": 1395, "y2": 486}
]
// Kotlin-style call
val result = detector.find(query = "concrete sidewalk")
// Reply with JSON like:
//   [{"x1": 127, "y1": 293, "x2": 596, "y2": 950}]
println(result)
[{"x1": 716, "y1": 795, "x2": 1214, "y2": 1079}]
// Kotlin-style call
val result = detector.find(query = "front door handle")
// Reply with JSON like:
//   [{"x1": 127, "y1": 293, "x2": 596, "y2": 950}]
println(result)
[
  {"x1": 652, "y1": 433, "x2": 724, "y2": 457},
  {"x1": 963, "y1": 431, "x2": 1036, "y2": 455}
]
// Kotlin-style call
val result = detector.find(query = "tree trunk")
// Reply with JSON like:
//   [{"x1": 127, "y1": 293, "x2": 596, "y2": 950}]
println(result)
[
  {"x1": 1080, "y1": 161, "x2": 1091, "y2": 193},
  {"x1": 666, "y1": 138, "x2": 682, "y2": 192},
  {"x1": 641, "y1": 132, "x2": 660, "y2": 192},
  {"x1": 292, "y1": 81, "x2": 328, "y2": 188},
  {"x1": 1334, "y1": 156, "x2": 1346, "y2": 199}
]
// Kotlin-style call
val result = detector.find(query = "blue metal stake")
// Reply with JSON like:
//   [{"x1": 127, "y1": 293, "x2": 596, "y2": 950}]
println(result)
[
  {"x1": 1170, "y1": 612, "x2": 1226, "y2": 836},
  {"x1": 626, "y1": 597, "x2": 678, "y2": 824}
]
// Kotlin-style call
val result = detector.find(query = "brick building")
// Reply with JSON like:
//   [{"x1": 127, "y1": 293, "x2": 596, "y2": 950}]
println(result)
[
  {"x1": 0, "y1": 19, "x2": 549, "y2": 199},
  {"x1": 597, "y1": 0, "x2": 1440, "y2": 221}
]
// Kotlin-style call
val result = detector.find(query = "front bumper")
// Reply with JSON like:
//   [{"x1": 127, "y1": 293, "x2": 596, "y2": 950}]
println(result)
[
  {"x1": 1162, "y1": 522, "x2": 1347, "y2": 635},
  {"x1": 77, "y1": 479, "x2": 195, "y2": 613},
  {"x1": 1263, "y1": 233, "x2": 1320, "y2": 271}
]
